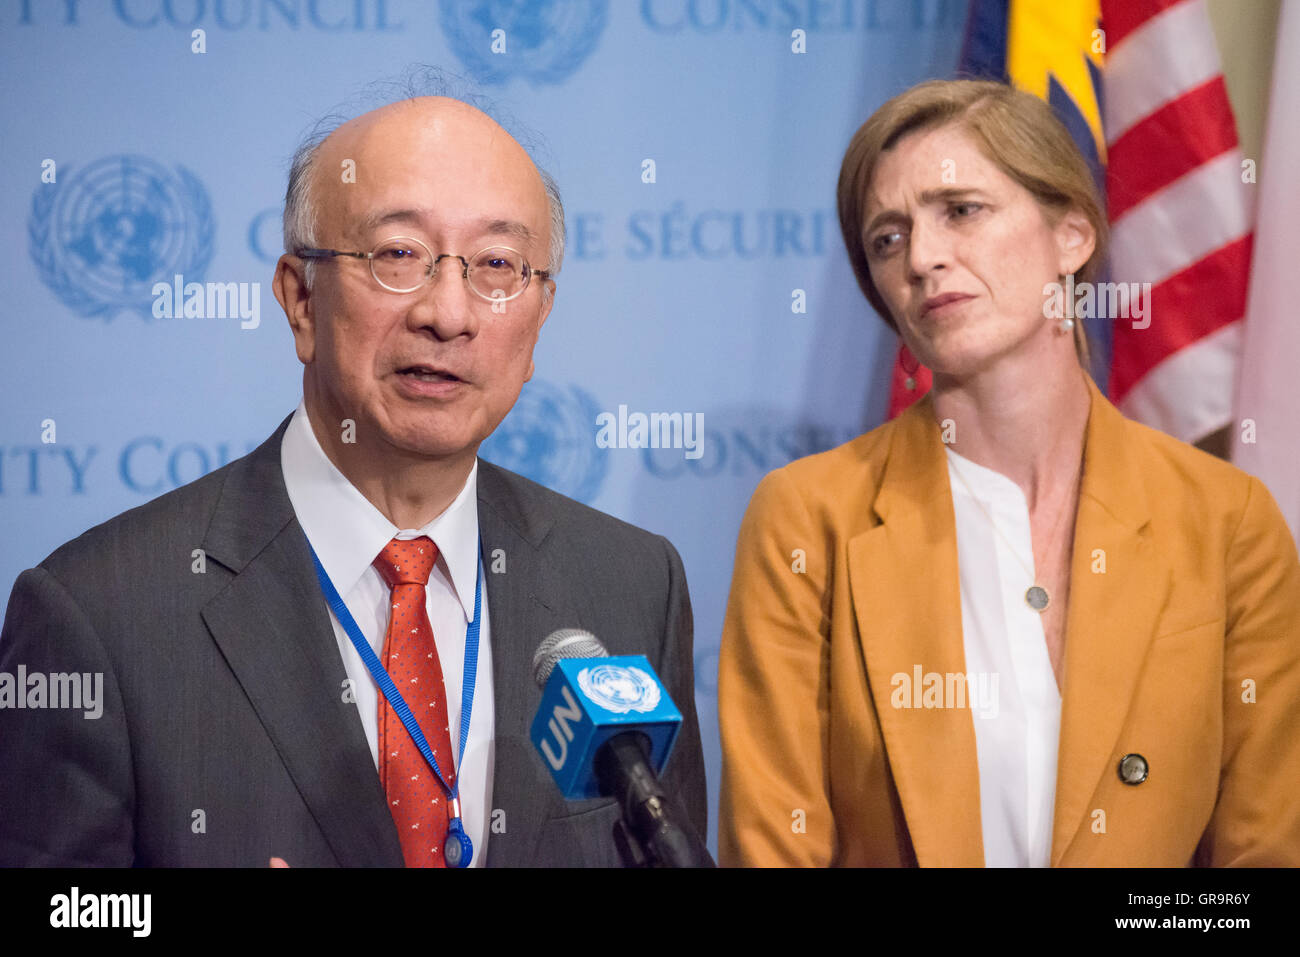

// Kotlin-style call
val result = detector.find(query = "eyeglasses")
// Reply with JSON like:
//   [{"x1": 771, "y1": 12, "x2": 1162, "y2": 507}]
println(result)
[{"x1": 296, "y1": 236, "x2": 551, "y2": 301}]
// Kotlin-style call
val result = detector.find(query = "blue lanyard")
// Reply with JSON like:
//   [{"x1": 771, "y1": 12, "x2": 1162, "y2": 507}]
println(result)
[{"x1": 307, "y1": 540, "x2": 482, "y2": 804}]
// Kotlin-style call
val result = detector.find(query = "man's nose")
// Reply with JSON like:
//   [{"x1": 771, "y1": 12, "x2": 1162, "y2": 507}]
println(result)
[{"x1": 407, "y1": 260, "x2": 479, "y2": 339}]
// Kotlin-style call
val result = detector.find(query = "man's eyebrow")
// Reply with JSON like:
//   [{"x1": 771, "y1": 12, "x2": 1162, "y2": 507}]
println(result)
[
  {"x1": 359, "y1": 208, "x2": 424, "y2": 234},
  {"x1": 475, "y1": 218, "x2": 537, "y2": 244},
  {"x1": 358, "y1": 210, "x2": 538, "y2": 245},
  {"x1": 863, "y1": 188, "x2": 986, "y2": 236}
]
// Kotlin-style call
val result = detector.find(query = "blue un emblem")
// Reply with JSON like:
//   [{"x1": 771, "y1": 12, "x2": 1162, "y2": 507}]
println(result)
[
  {"x1": 438, "y1": 0, "x2": 609, "y2": 85},
  {"x1": 29, "y1": 154, "x2": 214, "y2": 320},
  {"x1": 481, "y1": 379, "x2": 609, "y2": 503}
]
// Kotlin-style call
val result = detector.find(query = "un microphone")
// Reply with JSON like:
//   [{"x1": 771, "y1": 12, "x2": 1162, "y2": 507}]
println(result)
[{"x1": 528, "y1": 629, "x2": 712, "y2": 867}]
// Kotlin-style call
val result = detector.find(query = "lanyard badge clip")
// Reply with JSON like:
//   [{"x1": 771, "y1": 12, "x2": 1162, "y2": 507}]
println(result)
[{"x1": 444, "y1": 796, "x2": 473, "y2": 868}]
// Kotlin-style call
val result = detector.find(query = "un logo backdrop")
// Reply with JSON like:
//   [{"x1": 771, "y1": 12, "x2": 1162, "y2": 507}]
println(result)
[
  {"x1": 480, "y1": 379, "x2": 609, "y2": 503},
  {"x1": 1, "y1": 0, "x2": 967, "y2": 856},
  {"x1": 439, "y1": 0, "x2": 609, "y2": 84},
  {"x1": 30, "y1": 155, "x2": 215, "y2": 320}
]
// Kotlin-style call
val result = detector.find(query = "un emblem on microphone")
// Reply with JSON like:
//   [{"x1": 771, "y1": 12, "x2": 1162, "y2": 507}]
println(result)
[
  {"x1": 437, "y1": 0, "x2": 609, "y2": 85},
  {"x1": 29, "y1": 154, "x2": 215, "y2": 320},
  {"x1": 577, "y1": 664, "x2": 661, "y2": 715},
  {"x1": 480, "y1": 379, "x2": 609, "y2": 503}
]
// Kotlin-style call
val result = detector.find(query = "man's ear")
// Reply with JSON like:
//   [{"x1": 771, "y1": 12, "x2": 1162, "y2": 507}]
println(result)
[
  {"x1": 524, "y1": 280, "x2": 556, "y2": 383},
  {"x1": 274, "y1": 254, "x2": 316, "y2": 365},
  {"x1": 537, "y1": 279, "x2": 556, "y2": 332},
  {"x1": 1055, "y1": 208, "x2": 1096, "y2": 277}
]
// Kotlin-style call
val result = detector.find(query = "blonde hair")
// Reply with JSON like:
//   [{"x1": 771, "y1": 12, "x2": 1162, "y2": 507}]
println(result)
[{"x1": 836, "y1": 78, "x2": 1107, "y2": 364}]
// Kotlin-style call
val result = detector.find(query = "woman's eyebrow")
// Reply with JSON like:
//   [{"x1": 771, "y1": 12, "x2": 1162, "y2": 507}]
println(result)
[{"x1": 865, "y1": 189, "x2": 988, "y2": 235}]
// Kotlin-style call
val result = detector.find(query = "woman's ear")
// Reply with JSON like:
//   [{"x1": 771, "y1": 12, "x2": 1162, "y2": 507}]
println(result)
[{"x1": 1055, "y1": 208, "x2": 1096, "y2": 277}]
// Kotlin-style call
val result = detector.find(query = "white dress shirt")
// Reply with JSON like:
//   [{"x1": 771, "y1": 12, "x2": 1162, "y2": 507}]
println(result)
[
  {"x1": 280, "y1": 401, "x2": 494, "y2": 865},
  {"x1": 946, "y1": 447, "x2": 1061, "y2": 867}
]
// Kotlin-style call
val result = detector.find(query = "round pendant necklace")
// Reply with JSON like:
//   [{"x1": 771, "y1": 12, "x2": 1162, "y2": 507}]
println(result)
[{"x1": 948, "y1": 452, "x2": 1081, "y2": 614}]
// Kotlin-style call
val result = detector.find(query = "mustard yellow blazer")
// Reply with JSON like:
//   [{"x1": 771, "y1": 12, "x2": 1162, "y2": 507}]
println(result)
[{"x1": 718, "y1": 375, "x2": 1300, "y2": 866}]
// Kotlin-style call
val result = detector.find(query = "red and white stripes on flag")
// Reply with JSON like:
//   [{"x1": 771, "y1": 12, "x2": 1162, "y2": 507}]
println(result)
[{"x1": 1101, "y1": 0, "x2": 1254, "y2": 442}]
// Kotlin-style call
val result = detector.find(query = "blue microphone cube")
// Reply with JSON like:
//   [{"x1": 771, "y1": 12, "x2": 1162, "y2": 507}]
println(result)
[{"x1": 529, "y1": 655, "x2": 682, "y2": 799}]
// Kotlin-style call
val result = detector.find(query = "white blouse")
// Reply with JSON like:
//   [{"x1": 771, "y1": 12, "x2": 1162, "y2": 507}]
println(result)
[{"x1": 946, "y1": 447, "x2": 1062, "y2": 867}]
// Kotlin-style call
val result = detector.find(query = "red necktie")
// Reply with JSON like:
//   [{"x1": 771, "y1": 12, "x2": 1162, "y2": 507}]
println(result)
[{"x1": 373, "y1": 536, "x2": 456, "y2": 867}]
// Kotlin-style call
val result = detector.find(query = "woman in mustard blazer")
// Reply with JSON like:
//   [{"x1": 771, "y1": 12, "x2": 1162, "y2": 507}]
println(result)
[{"x1": 718, "y1": 79, "x2": 1300, "y2": 867}]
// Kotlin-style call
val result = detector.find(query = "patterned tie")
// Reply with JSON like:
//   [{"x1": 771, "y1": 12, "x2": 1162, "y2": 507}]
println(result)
[{"x1": 372, "y1": 536, "x2": 456, "y2": 867}]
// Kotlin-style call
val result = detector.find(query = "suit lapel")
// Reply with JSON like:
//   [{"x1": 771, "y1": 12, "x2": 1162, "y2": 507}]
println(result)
[
  {"x1": 1050, "y1": 379, "x2": 1165, "y2": 864},
  {"x1": 198, "y1": 417, "x2": 404, "y2": 867},
  {"x1": 476, "y1": 460, "x2": 566, "y2": 867},
  {"x1": 849, "y1": 396, "x2": 985, "y2": 866}
]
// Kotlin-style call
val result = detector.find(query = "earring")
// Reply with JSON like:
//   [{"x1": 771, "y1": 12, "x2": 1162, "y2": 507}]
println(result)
[
  {"x1": 1057, "y1": 272, "x2": 1074, "y2": 334},
  {"x1": 900, "y1": 346, "x2": 920, "y2": 391}
]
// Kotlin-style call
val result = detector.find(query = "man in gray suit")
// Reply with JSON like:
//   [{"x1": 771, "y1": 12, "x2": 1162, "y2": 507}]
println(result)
[{"x1": 0, "y1": 93, "x2": 706, "y2": 866}]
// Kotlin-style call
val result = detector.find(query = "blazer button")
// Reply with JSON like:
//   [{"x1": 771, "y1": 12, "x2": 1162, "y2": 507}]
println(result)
[{"x1": 1118, "y1": 753, "x2": 1149, "y2": 785}]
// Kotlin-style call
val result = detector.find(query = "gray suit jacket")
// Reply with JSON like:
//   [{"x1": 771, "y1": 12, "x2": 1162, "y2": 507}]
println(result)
[{"x1": 0, "y1": 415, "x2": 707, "y2": 866}]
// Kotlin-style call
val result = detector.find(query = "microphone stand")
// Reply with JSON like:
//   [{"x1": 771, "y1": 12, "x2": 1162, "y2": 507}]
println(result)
[{"x1": 594, "y1": 732, "x2": 714, "y2": 868}]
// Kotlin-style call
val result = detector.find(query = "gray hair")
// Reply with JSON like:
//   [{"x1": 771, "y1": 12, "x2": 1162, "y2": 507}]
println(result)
[{"x1": 282, "y1": 66, "x2": 565, "y2": 297}]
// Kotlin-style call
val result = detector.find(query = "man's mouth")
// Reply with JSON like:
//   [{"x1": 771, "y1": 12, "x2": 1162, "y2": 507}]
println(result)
[{"x1": 397, "y1": 365, "x2": 462, "y2": 383}]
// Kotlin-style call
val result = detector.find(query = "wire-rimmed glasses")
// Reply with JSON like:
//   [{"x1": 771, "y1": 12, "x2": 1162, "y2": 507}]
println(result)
[{"x1": 296, "y1": 236, "x2": 551, "y2": 302}]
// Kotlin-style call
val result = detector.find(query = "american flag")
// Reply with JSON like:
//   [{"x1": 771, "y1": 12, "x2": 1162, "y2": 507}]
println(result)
[{"x1": 887, "y1": 0, "x2": 1253, "y2": 450}]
